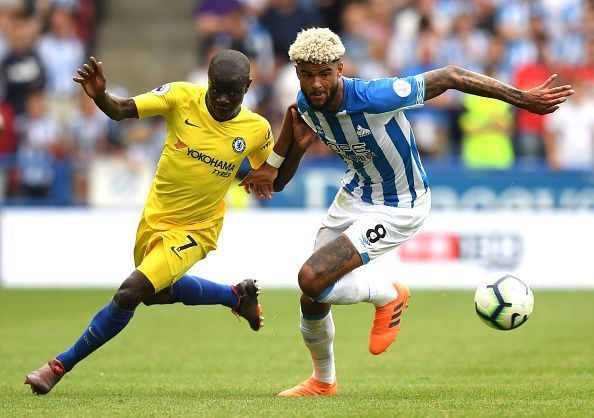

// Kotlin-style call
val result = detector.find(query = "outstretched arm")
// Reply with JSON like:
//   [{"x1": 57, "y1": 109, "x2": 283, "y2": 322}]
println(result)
[
  {"x1": 423, "y1": 65, "x2": 574, "y2": 115},
  {"x1": 73, "y1": 56, "x2": 138, "y2": 121}
]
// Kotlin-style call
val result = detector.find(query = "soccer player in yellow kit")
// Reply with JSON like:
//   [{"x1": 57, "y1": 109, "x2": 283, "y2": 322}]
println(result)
[{"x1": 25, "y1": 50, "x2": 272, "y2": 395}]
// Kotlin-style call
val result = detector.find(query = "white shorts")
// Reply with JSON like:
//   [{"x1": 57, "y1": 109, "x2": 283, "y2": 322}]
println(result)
[{"x1": 314, "y1": 188, "x2": 432, "y2": 264}]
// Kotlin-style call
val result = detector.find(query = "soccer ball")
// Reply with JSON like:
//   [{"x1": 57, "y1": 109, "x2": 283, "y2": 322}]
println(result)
[{"x1": 474, "y1": 273, "x2": 534, "y2": 330}]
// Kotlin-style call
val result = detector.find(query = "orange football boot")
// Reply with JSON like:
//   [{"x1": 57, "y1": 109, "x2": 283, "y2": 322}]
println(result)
[
  {"x1": 369, "y1": 282, "x2": 410, "y2": 355},
  {"x1": 277, "y1": 376, "x2": 338, "y2": 397}
]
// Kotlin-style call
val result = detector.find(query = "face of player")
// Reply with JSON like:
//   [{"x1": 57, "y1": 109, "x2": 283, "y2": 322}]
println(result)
[
  {"x1": 206, "y1": 75, "x2": 251, "y2": 121},
  {"x1": 296, "y1": 61, "x2": 344, "y2": 112}
]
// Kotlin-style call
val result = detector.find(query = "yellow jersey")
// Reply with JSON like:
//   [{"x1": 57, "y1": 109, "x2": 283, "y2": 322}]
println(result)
[{"x1": 132, "y1": 82, "x2": 274, "y2": 230}]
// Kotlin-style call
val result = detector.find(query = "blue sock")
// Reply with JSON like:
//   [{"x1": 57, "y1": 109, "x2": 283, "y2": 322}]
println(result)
[
  {"x1": 56, "y1": 299, "x2": 134, "y2": 372},
  {"x1": 168, "y1": 275, "x2": 238, "y2": 308}
]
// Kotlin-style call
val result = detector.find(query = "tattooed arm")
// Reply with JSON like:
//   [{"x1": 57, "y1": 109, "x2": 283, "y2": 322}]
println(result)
[{"x1": 423, "y1": 65, "x2": 574, "y2": 115}]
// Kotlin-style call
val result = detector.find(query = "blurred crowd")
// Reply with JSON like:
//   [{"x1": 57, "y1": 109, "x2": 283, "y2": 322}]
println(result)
[{"x1": 0, "y1": 0, "x2": 593, "y2": 205}]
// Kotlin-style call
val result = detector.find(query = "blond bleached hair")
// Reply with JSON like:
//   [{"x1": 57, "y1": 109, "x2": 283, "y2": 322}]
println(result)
[{"x1": 288, "y1": 27, "x2": 345, "y2": 64}]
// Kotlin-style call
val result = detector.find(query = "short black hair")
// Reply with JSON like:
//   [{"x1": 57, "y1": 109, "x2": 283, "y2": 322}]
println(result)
[{"x1": 208, "y1": 50, "x2": 251, "y2": 86}]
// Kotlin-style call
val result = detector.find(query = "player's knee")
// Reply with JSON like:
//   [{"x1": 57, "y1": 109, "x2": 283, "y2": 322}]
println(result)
[
  {"x1": 114, "y1": 271, "x2": 155, "y2": 310},
  {"x1": 142, "y1": 287, "x2": 172, "y2": 306},
  {"x1": 114, "y1": 286, "x2": 143, "y2": 310},
  {"x1": 298, "y1": 265, "x2": 324, "y2": 299}
]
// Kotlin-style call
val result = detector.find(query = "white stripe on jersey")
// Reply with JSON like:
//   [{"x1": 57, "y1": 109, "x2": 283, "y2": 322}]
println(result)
[
  {"x1": 365, "y1": 111, "x2": 414, "y2": 204},
  {"x1": 393, "y1": 111, "x2": 428, "y2": 196},
  {"x1": 336, "y1": 114, "x2": 385, "y2": 203}
]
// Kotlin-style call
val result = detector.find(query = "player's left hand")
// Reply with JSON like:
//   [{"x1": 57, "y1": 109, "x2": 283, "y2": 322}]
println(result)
[
  {"x1": 522, "y1": 74, "x2": 574, "y2": 115},
  {"x1": 239, "y1": 163, "x2": 278, "y2": 200}
]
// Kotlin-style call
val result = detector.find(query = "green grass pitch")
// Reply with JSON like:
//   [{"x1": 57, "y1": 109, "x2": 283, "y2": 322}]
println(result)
[{"x1": 1, "y1": 288, "x2": 592, "y2": 417}]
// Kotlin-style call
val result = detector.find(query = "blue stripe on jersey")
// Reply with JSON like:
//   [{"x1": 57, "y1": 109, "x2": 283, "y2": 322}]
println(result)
[
  {"x1": 304, "y1": 108, "x2": 358, "y2": 193},
  {"x1": 322, "y1": 112, "x2": 373, "y2": 202},
  {"x1": 344, "y1": 172, "x2": 359, "y2": 194},
  {"x1": 348, "y1": 112, "x2": 399, "y2": 206},
  {"x1": 409, "y1": 127, "x2": 429, "y2": 191},
  {"x1": 385, "y1": 117, "x2": 417, "y2": 207},
  {"x1": 303, "y1": 109, "x2": 326, "y2": 141}
]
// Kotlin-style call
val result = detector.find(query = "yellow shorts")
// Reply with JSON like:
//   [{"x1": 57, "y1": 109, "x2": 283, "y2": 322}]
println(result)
[{"x1": 133, "y1": 217, "x2": 223, "y2": 292}]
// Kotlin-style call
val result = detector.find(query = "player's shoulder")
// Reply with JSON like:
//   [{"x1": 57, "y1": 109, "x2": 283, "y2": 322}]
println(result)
[
  {"x1": 239, "y1": 106, "x2": 270, "y2": 128},
  {"x1": 149, "y1": 81, "x2": 204, "y2": 100}
]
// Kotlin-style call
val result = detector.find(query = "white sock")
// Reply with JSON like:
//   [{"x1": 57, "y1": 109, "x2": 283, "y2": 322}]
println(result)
[
  {"x1": 368, "y1": 276, "x2": 398, "y2": 307},
  {"x1": 300, "y1": 310, "x2": 335, "y2": 384},
  {"x1": 314, "y1": 271, "x2": 397, "y2": 307}
]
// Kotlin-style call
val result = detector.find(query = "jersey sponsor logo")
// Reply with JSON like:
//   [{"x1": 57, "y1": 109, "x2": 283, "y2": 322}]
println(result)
[
  {"x1": 326, "y1": 140, "x2": 376, "y2": 163},
  {"x1": 355, "y1": 125, "x2": 371, "y2": 137},
  {"x1": 392, "y1": 79, "x2": 411, "y2": 97},
  {"x1": 184, "y1": 118, "x2": 201, "y2": 128},
  {"x1": 232, "y1": 137, "x2": 246, "y2": 154},
  {"x1": 174, "y1": 138, "x2": 187, "y2": 149},
  {"x1": 151, "y1": 83, "x2": 171, "y2": 95},
  {"x1": 186, "y1": 147, "x2": 236, "y2": 172},
  {"x1": 259, "y1": 138, "x2": 273, "y2": 151}
]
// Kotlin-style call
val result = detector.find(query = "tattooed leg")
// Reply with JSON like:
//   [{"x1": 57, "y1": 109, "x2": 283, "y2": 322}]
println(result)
[{"x1": 298, "y1": 234, "x2": 363, "y2": 299}]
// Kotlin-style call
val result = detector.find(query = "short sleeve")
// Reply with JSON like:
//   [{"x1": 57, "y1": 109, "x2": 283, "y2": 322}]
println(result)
[
  {"x1": 347, "y1": 75, "x2": 425, "y2": 113},
  {"x1": 247, "y1": 121, "x2": 274, "y2": 169},
  {"x1": 371, "y1": 75, "x2": 425, "y2": 111},
  {"x1": 132, "y1": 82, "x2": 180, "y2": 119}
]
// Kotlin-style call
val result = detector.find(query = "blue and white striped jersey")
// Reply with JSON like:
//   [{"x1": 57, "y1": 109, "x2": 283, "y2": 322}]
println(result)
[{"x1": 297, "y1": 75, "x2": 429, "y2": 208}]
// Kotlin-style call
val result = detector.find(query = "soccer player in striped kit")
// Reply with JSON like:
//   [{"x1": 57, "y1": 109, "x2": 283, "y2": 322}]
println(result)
[{"x1": 240, "y1": 27, "x2": 574, "y2": 396}]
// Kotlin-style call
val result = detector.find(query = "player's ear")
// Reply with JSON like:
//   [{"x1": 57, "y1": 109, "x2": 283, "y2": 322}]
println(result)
[
  {"x1": 244, "y1": 78, "x2": 252, "y2": 94},
  {"x1": 337, "y1": 61, "x2": 343, "y2": 77}
]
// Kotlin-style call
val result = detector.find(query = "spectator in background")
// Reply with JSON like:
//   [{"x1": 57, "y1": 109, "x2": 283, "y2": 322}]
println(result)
[
  {"x1": 400, "y1": 16, "x2": 452, "y2": 157},
  {"x1": 73, "y1": 0, "x2": 100, "y2": 57},
  {"x1": 575, "y1": 35, "x2": 594, "y2": 85},
  {"x1": 0, "y1": 96, "x2": 16, "y2": 159},
  {"x1": 437, "y1": 10, "x2": 490, "y2": 74},
  {"x1": 318, "y1": 0, "x2": 344, "y2": 34},
  {"x1": 0, "y1": 2, "x2": 15, "y2": 62},
  {"x1": 1, "y1": 16, "x2": 45, "y2": 115},
  {"x1": 66, "y1": 89, "x2": 109, "y2": 201},
  {"x1": 36, "y1": 5, "x2": 84, "y2": 136},
  {"x1": 547, "y1": 0, "x2": 588, "y2": 66},
  {"x1": 0, "y1": 91, "x2": 17, "y2": 201},
  {"x1": 193, "y1": 0, "x2": 244, "y2": 60},
  {"x1": 339, "y1": 0, "x2": 390, "y2": 80},
  {"x1": 544, "y1": 77, "x2": 594, "y2": 171},
  {"x1": 15, "y1": 90, "x2": 59, "y2": 198},
  {"x1": 495, "y1": 0, "x2": 541, "y2": 71},
  {"x1": 259, "y1": 0, "x2": 324, "y2": 70},
  {"x1": 388, "y1": 14, "x2": 442, "y2": 75},
  {"x1": 192, "y1": 0, "x2": 274, "y2": 112},
  {"x1": 459, "y1": 68, "x2": 514, "y2": 169},
  {"x1": 512, "y1": 32, "x2": 557, "y2": 164}
]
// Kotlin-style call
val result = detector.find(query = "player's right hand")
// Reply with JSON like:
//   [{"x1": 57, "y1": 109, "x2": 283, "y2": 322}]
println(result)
[
  {"x1": 73, "y1": 56, "x2": 107, "y2": 100},
  {"x1": 239, "y1": 163, "x2": 278, "y2": 200},
  {"x1": 290, "y1": 107, "x2": 318, "y2": 150},
  {"x1": 521, "y1": 74, "x2": 574, "y2": 115}
]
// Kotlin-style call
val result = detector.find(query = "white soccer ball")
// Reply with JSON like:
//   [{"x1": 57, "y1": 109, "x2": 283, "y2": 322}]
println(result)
[{"x1": 474, "y1": 273, "x2": 534, "y2": 330}]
